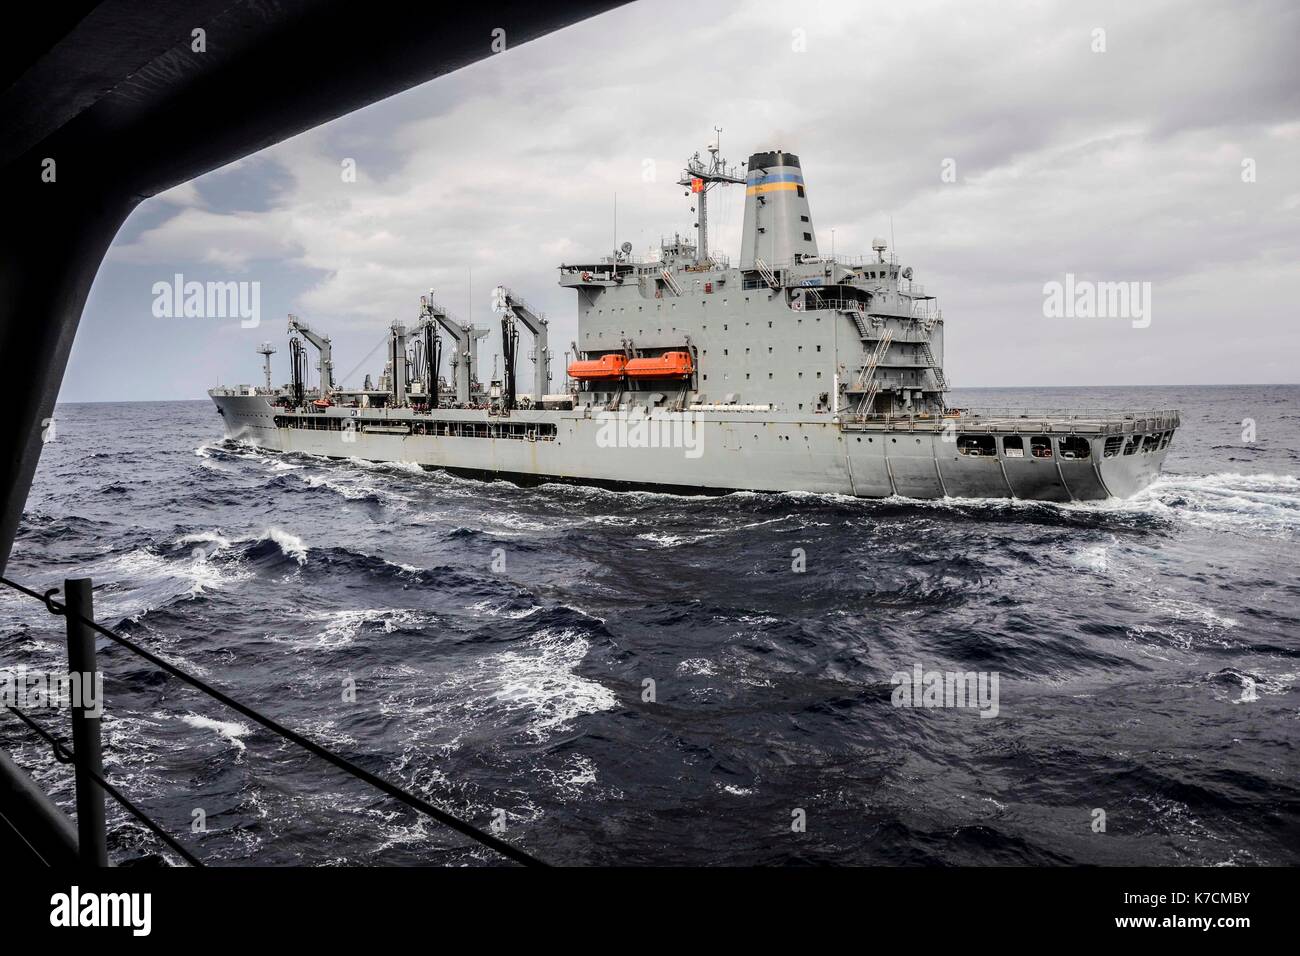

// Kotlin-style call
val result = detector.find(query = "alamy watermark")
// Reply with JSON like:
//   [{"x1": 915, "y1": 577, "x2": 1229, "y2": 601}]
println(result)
[
  {"x1": 1042, "y1": 273, "x2": 1151, "y2": 329},
  {"x1": 152, "y1": 273, "x2": 261, "y2": 328},
  {"x1": 1, "y1": 667, "x2": 103, "y2": 718},
  {"x1": 595, "y1": 408, "x2": 704, "y2": 459},
  {"x1": 890, "y1": 663, "x2": 1000, "y2": 719},
  {"x1": 50, "y1": 886, "x2": 150, "y2": 936}
]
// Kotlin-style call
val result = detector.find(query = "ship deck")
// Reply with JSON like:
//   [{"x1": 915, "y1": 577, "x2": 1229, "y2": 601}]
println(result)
[{"x1": 842, "y1": 407, "x2": 1180, "y2": 436}]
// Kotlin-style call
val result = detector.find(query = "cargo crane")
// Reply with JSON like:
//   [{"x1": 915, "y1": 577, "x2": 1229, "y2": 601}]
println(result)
[
  {"x1": 287, "y1": 314, "x2": 334, "y2": 394},
  {"x1": 491, "y1": 286, "x2": 550, "y2": 408},
  {"x1": 423, "y1": 292, "x2": 486, "y2": 405}
]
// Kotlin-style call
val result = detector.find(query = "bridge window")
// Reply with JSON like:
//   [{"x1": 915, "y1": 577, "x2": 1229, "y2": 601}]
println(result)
[
  {"x1": 1030, "y1": 436, "x2": 1053, "y2": 459},
  {"x1": 957, "y1": 435, "x2": 996, "y2": 457},
  {"x1": 1002, "y1": 435, "x2": 1024, "y2": 458},
  {"x1": 1123, "y1": 435, "x2": 1141, "y2": 455},
  {"x1": 1104, "y1": 436, "x2": 1124, "y2": 457},
  {"x1": 1141, "y1": 434, "x2": 1160, "y2": 452},
  {"x1": 1058, "y1": 436, "x2": 1090, "y2": 460},
  {"x1": 1159, "y1": 430, "x2": 1173, "y2": 449}
]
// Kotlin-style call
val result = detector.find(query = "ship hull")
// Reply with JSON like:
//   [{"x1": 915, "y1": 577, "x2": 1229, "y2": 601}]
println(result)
[{"x1": 210, "y1": 392, "x2": 1174, "y2": 502}]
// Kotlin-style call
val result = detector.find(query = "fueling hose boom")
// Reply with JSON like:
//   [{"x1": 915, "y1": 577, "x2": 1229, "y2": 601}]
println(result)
[{"x1": 287, "y1": 314, "x2": 334, "y2": 393}]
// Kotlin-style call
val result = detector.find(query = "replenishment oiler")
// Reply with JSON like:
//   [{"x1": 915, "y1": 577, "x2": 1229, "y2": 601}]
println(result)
[{"x1": 210, "y1": 140, "x2": 1179, "y2": 501}]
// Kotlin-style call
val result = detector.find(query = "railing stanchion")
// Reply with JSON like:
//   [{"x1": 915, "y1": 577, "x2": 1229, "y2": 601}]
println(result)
[{"x1": 64, "y1": 577, "x2": 108, "y2": 866}]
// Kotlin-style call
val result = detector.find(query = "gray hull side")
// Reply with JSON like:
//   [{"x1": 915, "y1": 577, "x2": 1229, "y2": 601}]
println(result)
[{"x1": 210, "y1": 394, "x2": 1169, "y2": 501}]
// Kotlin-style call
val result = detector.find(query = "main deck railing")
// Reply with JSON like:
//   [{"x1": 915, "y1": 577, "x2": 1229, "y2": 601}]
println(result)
[
  {"x1": 842, "y1": 407, "x2": 1180, "y2": 434},
  {"x1": 0, "y1": 575, "x2": 546, "y2": 867},
  {"x1": 955, "y1": 406, "x2": 1181, "y2": 422}
]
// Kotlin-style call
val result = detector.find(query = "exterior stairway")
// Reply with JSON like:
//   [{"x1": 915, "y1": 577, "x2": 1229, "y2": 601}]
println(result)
[
  {"x1": 919, "y1": 339, "x2": 947, "y2": 389},
  {"x1": 843, "y1": 306, "x2": 871, "y2": 340},
  {"x1": 851, "y1": 329, "x2": 893, "y2": 418}
]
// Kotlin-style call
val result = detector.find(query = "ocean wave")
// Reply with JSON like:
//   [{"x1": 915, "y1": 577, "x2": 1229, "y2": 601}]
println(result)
[
  {"x1": 440, "y1": 627, "x2": 618, "y2": 743},
  {"x1": 302, "y1": 607, "x2": 440, "y2": 648},
  {"x1": 179, "y1": 712, "x2": 252, "y2": 753}
]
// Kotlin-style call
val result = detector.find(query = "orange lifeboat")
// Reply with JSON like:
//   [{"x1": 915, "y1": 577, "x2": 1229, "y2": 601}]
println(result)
[
  {"x1": 313, "y1": 398, "x2": 333, "y2": 408},
  {"x1": 568, "y1": 353, "x2": 628, "y2": 381},
  {"x1": 625, "y1": 351, "x2": 693, "y2": 379}
]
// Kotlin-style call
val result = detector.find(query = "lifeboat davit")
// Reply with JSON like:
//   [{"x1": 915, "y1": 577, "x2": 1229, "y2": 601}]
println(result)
[
  {"x1": 568, "y1": 353, "x2": 628, "y2": 381},
  {"x1": 625, "y1": 351, "x2": 693, "y2": 379}
]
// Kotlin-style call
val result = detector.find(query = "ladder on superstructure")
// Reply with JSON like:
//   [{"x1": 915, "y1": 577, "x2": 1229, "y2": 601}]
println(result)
[
  {"x1": 842, "y1": 303, "x2": 872, "y2": 340},
  {"x1": 753, "y1": 257, "x2": 779, "y2": 290},
  {"x1": 853, "y1": 329, "x2": 893, "y2": 419},
  {"x1": 914, "y1": 308, "x2": 946, "y2": 390}
]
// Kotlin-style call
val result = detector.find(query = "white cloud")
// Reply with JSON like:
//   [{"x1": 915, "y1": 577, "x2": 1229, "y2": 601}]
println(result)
[{"x1": 106, "y1": 0, "x2": 1300, "y2": 387}]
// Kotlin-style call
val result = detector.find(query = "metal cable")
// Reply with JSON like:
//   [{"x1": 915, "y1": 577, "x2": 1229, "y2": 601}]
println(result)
[
  {"x1": 337, "y1": 331, "x2": 391, "y2": 388},
  {"x1": 4, "y1": 703, "x2": 204, "y2": 866},
  {"x1": 1, "y1": 575, "x2": 546, "y2": 867}
]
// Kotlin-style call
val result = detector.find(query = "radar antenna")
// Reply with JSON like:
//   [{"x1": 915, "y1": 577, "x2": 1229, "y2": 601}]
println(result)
[{"x1": 678, "y1": 127, "x2": 745, "y2": 264}]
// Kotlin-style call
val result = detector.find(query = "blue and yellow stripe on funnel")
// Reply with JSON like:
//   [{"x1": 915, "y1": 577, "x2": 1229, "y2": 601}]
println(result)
[{"x1": 745, "y1": 170, "x2": 805, "y2": 196}]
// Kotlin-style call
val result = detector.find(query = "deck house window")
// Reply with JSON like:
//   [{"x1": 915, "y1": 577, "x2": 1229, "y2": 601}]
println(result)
[
  {"x1": 1002, "y1": 436, "x2": 1024, "y2": 458},
  {"x1": 1030, "y1": 436, "x2": 1053, "y2": 459},
  {"x1": 1058, "y1": 436, "x2": 1091, "y2": 460},
  {"x1": 957, "y1": 434, "x2": 996, "y2": 457}
]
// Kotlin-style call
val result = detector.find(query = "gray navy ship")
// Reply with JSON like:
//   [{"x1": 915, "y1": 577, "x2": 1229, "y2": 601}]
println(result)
[{"x1": 210, "y1": 140, "x2": 1179, "y2": 501}]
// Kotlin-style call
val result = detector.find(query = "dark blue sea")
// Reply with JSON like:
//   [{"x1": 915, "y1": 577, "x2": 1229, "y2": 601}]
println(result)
[{"x1": 2, "y1": 384, "x2": 1297, "y2": 865}]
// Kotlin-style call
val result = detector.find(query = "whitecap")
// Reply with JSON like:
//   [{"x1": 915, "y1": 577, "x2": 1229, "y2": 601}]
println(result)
[{"x1": 180, "y1": 712, "x2": 251, "y2": 752}]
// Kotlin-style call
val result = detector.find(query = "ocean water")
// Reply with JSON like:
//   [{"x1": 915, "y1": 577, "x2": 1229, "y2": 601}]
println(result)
[{"x1": 1, "y1": 384, "x2": 1297, "y2": 866}]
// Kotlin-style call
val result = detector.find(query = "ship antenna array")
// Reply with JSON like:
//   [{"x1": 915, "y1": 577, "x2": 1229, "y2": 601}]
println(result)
[{"x1": 678, "y1": 128, "x2": 745, "y2": 264}]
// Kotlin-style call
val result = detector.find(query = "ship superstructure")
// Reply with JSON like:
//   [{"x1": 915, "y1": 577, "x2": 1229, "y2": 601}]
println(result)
[{"x1": 210, "y1": 139, "x2": 1179, "y2": 501}]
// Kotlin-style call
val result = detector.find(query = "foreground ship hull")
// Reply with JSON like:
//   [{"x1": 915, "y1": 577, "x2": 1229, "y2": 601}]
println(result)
[{"x1": 211, "y1": 392, "x2": 1176, "y2": 501}]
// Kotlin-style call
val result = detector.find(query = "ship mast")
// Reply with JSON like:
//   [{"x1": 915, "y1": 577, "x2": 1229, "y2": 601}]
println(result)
[{"x1": 678, "y1": 127, "x2": 744, "y2": 264}]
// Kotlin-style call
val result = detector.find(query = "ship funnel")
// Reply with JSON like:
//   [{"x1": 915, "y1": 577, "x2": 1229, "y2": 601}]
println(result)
[{"x1": 739, "y1": 150, "x2": 817, "y2": 270}]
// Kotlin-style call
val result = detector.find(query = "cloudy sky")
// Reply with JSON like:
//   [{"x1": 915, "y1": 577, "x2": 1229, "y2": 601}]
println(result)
[{"x1": 65, "y1": 0, "x2": 1299, "y2": 402}]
